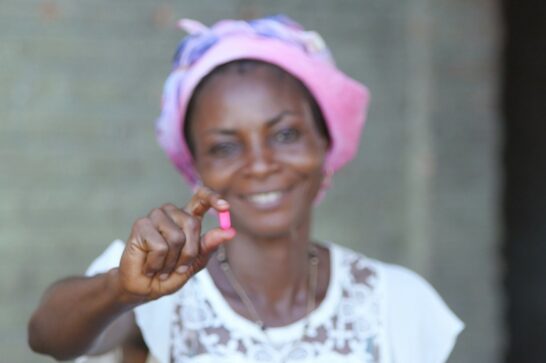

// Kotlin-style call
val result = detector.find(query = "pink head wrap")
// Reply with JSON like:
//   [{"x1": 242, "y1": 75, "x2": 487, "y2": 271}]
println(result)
[{"x1": 156, "y1": 15, "x2": 370, "y2": 185}]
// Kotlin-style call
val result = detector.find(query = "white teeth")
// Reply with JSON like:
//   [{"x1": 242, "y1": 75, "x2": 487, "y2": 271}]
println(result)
[{"x1": 247, "y1": 191, "x2": 283, "y2": 205}]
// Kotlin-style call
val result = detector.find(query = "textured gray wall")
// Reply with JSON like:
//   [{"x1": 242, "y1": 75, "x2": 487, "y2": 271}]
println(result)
[{"x1": 0, "y1": 1, "x2": 501, "y2": 362}]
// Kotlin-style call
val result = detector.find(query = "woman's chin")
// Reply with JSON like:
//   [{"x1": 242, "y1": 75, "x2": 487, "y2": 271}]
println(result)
[{"x1": 234, "y1": 215, "x2": 305, "y2": 240}]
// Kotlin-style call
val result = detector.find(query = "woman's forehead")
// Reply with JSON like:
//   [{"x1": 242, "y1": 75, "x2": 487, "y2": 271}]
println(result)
[
  {"x1": 191, "y1": 66, "x2": 311, "y2": 128},
  {"x1": 198, "y1": 63, "x2": 306, "y2": 102}
]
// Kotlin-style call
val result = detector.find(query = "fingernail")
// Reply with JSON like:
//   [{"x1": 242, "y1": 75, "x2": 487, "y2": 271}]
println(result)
[
  {"x1": 159, "y1": 273, "x2": 169, "y2": 280},
  {"x1": 217, "y1": 199, "x2": 228, "y2": 206},
  {"x1": 146, "y1": 272, "x2": 154, "y2": 278},
  {"x1": 176, "y1": 265, "x2": 189, "y2": 274}
]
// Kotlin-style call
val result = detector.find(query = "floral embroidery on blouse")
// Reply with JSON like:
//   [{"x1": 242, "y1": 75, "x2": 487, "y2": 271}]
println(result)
[{"x1": 170, "y1": 245, "x2": 383, "y2": 363}]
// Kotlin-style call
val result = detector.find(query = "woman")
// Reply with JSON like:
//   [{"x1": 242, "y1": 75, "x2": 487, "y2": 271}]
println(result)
[{"x1": 28, "y1": 15, "x2": 463, "y2": 363}]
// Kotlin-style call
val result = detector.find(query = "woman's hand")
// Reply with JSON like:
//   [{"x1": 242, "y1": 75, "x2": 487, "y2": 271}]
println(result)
[
  {"x1": 28, "y1": 187, "x2": 233, "y2": 360},
  {"x1": 117, "y1": 186, "x2": 235, "y2": 303}
]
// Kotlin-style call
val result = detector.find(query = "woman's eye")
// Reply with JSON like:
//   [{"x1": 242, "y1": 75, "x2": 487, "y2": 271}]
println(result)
[
  {"x1": 208, "y1": 142, "x2": 241, "y2": 157},
  {"x1": 273, "y1": 128, "x2": 301, "y2": 144}
]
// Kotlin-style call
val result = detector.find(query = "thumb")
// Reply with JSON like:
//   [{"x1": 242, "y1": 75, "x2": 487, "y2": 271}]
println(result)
[{"x1": 200, "y1": 227, "x2": 236, "y2": 255}]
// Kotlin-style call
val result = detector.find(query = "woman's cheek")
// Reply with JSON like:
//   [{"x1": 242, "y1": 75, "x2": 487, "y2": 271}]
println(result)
[
  {"x1": 197, "y1": 158, "x2": 241, "y2": 191},
  {"x1": 277, "y1": 143, "x2": 326, "y2": 174}
]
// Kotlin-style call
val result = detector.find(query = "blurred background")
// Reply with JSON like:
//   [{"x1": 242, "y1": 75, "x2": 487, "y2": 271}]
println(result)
[{"x1": 1, "y1": 0, "x2": 544, "y2": 362}]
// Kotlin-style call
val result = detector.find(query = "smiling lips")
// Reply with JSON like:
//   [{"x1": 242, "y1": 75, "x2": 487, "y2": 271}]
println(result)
[{"x1": 244, "y1": 190, "x2": 285, "y2": 207}]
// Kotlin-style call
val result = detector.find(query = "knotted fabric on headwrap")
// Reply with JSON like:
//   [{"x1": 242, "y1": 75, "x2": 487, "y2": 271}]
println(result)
[{"x1": 156, "y1": 15, "x2": 370, "y2": 186}]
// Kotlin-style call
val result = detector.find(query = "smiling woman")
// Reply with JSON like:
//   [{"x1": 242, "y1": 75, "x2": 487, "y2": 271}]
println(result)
[
  {"x1": 188, "y1": 61, "x2": 328, "y2": 238},
  {"x1": 28, "y1": 15, "x2": 463, "y2": 363}
]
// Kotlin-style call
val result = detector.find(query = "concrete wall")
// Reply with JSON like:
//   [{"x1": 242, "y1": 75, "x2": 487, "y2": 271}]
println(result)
[{"x1": 0, "y1": 0, "x2": 501, "y2": 361}]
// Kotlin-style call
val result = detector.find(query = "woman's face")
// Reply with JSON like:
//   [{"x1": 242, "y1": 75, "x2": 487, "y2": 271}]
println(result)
[{"x1": 189, "y1": 65, "x2": 328, "y2": 238}]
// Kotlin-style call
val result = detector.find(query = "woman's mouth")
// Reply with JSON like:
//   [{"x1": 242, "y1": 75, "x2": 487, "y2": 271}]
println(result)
[{"x1": 243, "y1": 190, "x2": 286, "y2": 209}]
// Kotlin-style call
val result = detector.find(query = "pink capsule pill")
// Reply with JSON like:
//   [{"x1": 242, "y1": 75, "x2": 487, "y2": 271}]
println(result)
[{"x1": 218, "y1": 210, "x2": 231, "y2": 230}]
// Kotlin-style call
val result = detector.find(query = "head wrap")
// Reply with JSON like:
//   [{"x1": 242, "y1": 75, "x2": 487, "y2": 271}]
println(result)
[{"x1": 156, "y1": 15, "x2": 370, "y2": 185}]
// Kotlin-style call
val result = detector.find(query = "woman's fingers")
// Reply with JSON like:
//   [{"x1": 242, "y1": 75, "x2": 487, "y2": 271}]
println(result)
[
  {"x1": 120, "y1": 187, "x2": 234, "y2": 300},
  {"x1": 184, "y1": 186, "x2": 229, "y2": 218},
  {"x1": 148, "y1": 207, "x2": 186, "y2": 279},
  {"x1": 200, "y1": 227, "x2": 236, "y2": 255},
  {"x1": 171, "y1": 227, "x2": 236, "y2": 277},
  {"x1": 126, "y1": 217, "x2": 169, "y2": 277},
  {"x1": 122, "y1": 218, "x2": 158, "y2": 292},
  {"x1": 161, "y1": 204, "x2": 201, "y2": 272},
  {"x1": 148, "y1": 229, "x2": 234, "y2": 297}
]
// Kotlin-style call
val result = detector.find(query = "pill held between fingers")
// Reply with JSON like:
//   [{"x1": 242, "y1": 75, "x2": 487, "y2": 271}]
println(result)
[{"x1": 218, "y1": 210, "x2": 231, "y2": 230}]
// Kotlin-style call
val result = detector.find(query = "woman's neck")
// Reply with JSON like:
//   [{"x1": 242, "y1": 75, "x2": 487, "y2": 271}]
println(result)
[{"x1": 221, "y1": 218, "x2": 313, "y2": 310}]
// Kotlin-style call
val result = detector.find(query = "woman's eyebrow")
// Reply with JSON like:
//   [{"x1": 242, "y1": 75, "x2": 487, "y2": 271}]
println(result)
[
  {"x1": 265, "y1": 110, "x2": 298, "y2": 127},
  {"x1": 205, "y1": 128, "x2": 237, "y2": 135},
  {"x1": 204, "y1": 111, "x2": 298, "y2": 135}
]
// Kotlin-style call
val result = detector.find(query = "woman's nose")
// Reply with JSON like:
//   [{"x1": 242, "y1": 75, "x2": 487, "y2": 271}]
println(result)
[{"x1": 243, "y1": 139, "x2": 279, "y2": 178}]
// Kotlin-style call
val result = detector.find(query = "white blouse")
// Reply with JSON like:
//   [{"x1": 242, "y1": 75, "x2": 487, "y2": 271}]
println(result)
[{"x1": 84, "y1": 240, "x2": 463, "y2": 363}]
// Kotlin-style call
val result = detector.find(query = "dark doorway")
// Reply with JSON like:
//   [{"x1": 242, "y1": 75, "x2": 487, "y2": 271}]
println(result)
[{"x1": 503, "y1": 0, "x2": 546, "y2": 361}]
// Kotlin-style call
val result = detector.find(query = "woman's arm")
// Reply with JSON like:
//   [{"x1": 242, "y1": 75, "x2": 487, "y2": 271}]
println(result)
[
  {"x1": 28, "y1": 187, "x2": 235, "y2": 360},
  {"x1": 120, "y1": 319, "x2": 149, "y2": 363},
  {"x1": 28, "y1": 270, "x2": 138, "y2": 360}
]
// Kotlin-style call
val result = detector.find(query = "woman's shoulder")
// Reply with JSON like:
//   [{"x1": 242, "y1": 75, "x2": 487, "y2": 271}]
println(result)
[
  {"x1": 381, "y1": 261, "x2": 464, "y2": 362},
  {"x1": 327, "y1": 242, "x2": 382, "y2": 292},
  {"x1": 328, "y1": 242, "x2": 446, "y2": 298},
  {"x1": 328, "y1": 242, "x2": 464, "y2": 363}
]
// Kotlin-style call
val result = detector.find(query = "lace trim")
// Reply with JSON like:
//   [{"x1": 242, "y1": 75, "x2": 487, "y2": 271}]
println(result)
[{"x1": 170, "y1": 244, "x2": 383, "y2": 362}]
